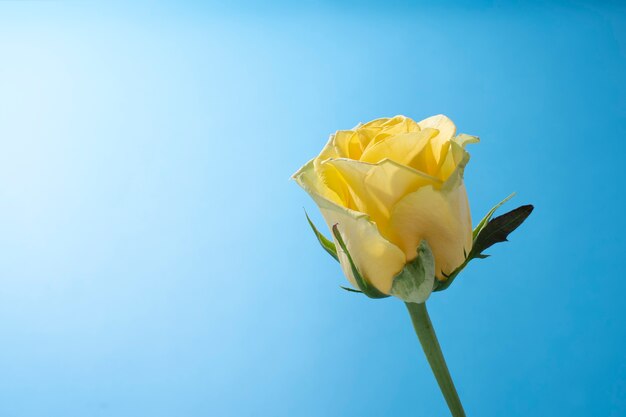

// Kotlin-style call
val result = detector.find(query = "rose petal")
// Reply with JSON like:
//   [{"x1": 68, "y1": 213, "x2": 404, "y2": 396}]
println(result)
[
  {"x1": 359, "y1": 128, "x2": 438, "y2": 170},
  {"x1": 388, "y1": 183, "x2": 473, "y2": 280},
  {"x1": 360, "y1": 116, "x2": 422, "y2": 153},
  {"x1": 418, "y1": 114, "x2": 457, "y2": 169},
  {"x1": 293, "y1": 159, "x2": 344, "y2": 207},
  {"x1": 322, "y1": 157, "x2": 440, "y2": 224},
  {"x1": 292, "y1": 160, "x2": 406, "y2": 293},
  {"x1": 322, "y1": 205, "x2": 406, "y2": 294},
  {"x1": 437, "y1": 134, "x2": 480, "y2": 185}
]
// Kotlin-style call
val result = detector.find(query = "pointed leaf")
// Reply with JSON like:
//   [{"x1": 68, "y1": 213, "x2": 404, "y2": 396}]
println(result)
[
  {"x1": 434, "y1": 202, "x2": 534, "y2": 292},
  {"x1": 332, "y1": 224, "x2": 389, "y2": 299},
  {"x1": 469, "y1": 205, "x2": 534, "y2": 259},
  {"x1": 305, "y1": 210, "x2": 338, "y2": 262}
]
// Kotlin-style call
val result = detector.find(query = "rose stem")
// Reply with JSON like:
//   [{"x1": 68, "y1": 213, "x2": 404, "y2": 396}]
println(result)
[{"x1": 405, "y1": 302, "x2": 466, "y2": 417}]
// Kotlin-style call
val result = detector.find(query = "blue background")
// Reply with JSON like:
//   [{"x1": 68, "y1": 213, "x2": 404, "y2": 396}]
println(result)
[{"x1": 1, "y1": 1, "x2": 625, "y2": 416}]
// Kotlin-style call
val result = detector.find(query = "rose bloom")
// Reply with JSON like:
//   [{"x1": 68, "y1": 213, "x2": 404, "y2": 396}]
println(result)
[{"x1": 293, "y1": 115, "x2": 478, "y2": 295}]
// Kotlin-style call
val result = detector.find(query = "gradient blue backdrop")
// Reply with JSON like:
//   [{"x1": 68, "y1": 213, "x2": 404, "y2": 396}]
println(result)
[{"x1": 1, "y1": 1, "x2": 625, "y2": 416}]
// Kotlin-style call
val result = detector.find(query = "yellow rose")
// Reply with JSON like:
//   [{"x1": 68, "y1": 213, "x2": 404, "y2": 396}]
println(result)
[{"x1": 293, "y1": 115, "x2": 478, "y2": 298}]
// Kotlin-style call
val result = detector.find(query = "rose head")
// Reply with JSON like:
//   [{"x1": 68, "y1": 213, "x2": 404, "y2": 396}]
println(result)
[
  {"x1": 293, "y1": 114, "x2": 534, "y2": 416},
  {"x1": 293, "y1": 115, "x2": 479, "y2": 296}
]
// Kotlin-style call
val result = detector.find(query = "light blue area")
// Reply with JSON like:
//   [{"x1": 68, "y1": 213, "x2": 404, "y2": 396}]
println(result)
[{"x1": 1, "y1": 2, "x2": 625, "y2": 416}]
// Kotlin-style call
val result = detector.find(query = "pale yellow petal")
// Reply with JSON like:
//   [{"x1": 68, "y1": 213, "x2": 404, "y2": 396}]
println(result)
[
  {"x1": 293, "y1": 159, "x2": 407, "y2": 294},
  {"x1": 360, "y1": 115, "x2": 422, "y2": 152},
  {"x1": 360, "y1": 117, "x2": 392, "y2": 129},
  {"x1": 436, "y1": 142, "x2": 464, "y2": 182},
  {"x1": 311, "y1": 135, "x2": 354, "y2": 208},
  {"x1": 329, "y1": 130, "x2": 354, "y2": 159},
  {"x1": 418, "y1": 114, "x2": 457, "y2": 166},
  {"x1": 319, "y1": 204, "x2": 406, "y2": 294},
  {"x1": 388, "y1": 183, "x2": 472, "y2": 280},
  {"x1": 332, "y1": 130, "x2": 373, "y2": 160},
  {"x1": 418, "y1": 114, "x2": 456, "y2": 147},
  {"x1": 455, "y1": 133, "x2": 480, "y2": 147},
  {"x1": 359, "y1": 128, "x2": 438, "y2": 169},
  {"x1": 316, "y1": 134, "x2": 342, "y2": 165},
  {"x1": 322, "y1": 158, "x2": 440, "y2": 228},
  {"x1": 329, "y1": 116, "x2": 422, "y2": 161},
  {"x1": 320, "y1": 158, "x2": 389, "y2": 227},
  {"x1": 292, "y1": 159, "x2": 344, "y2": 207},
  {"x1": 379, "y1": 115, "x2": 421, "y2": 133},
  {"x1": 436, "y1": 134, "x2": 480, "y2": 183},
  {"x1": 418, "y1": 114, "x2": 456, "y2": 136}
]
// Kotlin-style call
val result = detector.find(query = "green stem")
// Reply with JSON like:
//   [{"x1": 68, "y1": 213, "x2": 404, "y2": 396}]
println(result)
[{"x1": 405, "y1": 302, "x2": 466, "y2": 417}]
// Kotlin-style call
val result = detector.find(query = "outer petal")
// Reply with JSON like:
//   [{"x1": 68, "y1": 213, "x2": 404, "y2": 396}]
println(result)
[
  {"x1": 312, "y1": 136, "x2": 354, "y2": 208},
  {"x1": 418, "y1": 115, "x2": 456, "y2": 159},
  {"x1": 320, "y1": 158, "x2": 441, "y2": 240},
  {"x1": 322, "y1": 205, "x2": 407, "y2": 294},
  {"x1": 293, "y1": 160, "x2": 407, "y2": 294},
  {"x1": 387, "y1": 182, "x2": 472, "y2": 280},
  {"x1": 294, "y1": 159, "x2": 344, "y2": 206},
  {"x1": 438, "y1": 134, "x2": 480, "y2": 187},
  {"x1": 418, "y1": 115, "x2": 457, "y2": 173}
]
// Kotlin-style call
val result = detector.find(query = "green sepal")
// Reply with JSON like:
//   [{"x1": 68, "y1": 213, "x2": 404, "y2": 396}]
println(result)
[
  {"x1": 304, "y1": 210, "x2": 338, "y2": 262},
  {"x1": 473, "y1": 192, "x2": 515, "y2": 240},
  {"x1": 340, "y1": 286, "x2": 362, "y2": 294},
  {"x1": 332, "y1": 224, "x2": 389, "y2": 299},
  {"x1": 434, "y1": 197, "x2": 534, "y2": 292},
  {"x1": 390, "y1": 240, "x2": 435, "y2": 304}
]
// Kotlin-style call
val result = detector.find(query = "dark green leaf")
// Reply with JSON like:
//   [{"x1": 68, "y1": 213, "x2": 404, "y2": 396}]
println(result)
[
  {"x1": 469, "y1": 205, "x2": 534, "y2": 259},
  {"x1": 434, "y1": 203, "x2": 534, "y2": 292}
]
